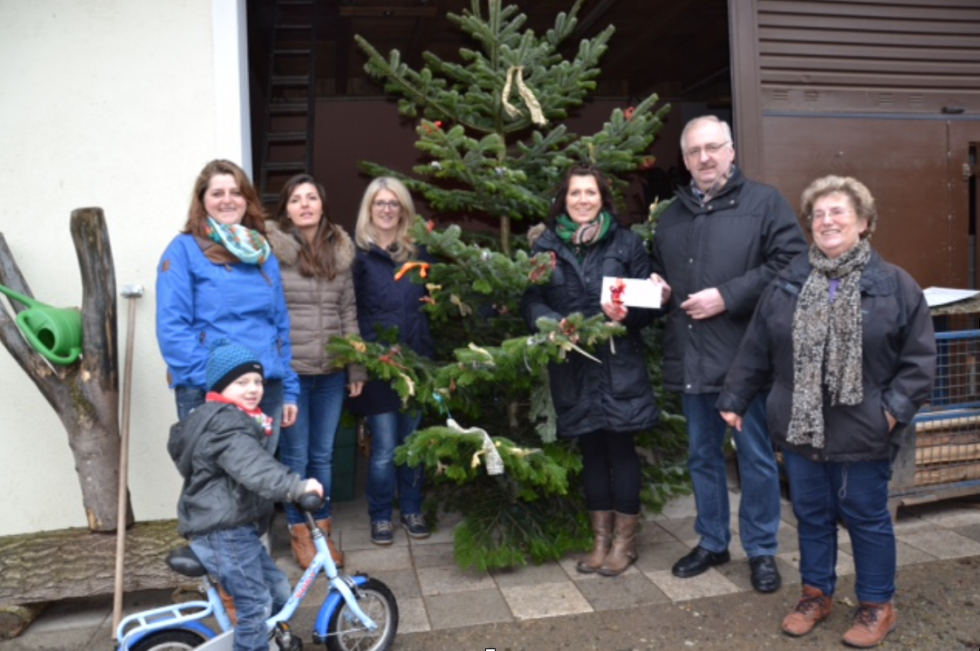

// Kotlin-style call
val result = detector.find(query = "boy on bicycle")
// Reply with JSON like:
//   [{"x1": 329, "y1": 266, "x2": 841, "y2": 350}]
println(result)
[{"x1": 168, "y1": 339, "x2": 322, "y2": 651}]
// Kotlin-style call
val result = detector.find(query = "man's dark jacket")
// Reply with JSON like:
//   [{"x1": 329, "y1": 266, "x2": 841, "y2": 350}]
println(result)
[{"x1": 650, "y1": 168, "x2": 807, "y2": 393}]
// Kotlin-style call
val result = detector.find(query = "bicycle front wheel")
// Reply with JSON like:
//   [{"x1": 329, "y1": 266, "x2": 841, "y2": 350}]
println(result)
[
  {"x1": 128, "y1": 629, "x2": 206, "y2": 651},
  {"x1": 325, "y1": 577, "x2": 399, "y2": 651}
]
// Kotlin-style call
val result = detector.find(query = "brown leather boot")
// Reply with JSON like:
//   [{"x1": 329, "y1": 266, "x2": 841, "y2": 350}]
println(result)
[
  {"x1": 217, "y1": 583, "x2": 237, "y2": 625},
  {"x1": 598, "y1": 512, "x2": 638, "y2": 577},
  {"x1": 289, "y1": 523, "x2": 316, "y2": 569},
  {"x1": 782, "y1": 585, "x2": 833, "y2": 637},
  {"x1": 315, "y1": 518, "x2": 344, "y2": 568},
  {"x1": 576, "y1": 511, "x2": 613, "y2": 574},
  {"x1": 842, "y1": 601, "x2": 897, "y2": 648}
]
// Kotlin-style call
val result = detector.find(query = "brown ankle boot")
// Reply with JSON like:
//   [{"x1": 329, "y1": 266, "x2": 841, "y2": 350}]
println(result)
[
  {"x1": 782, "y1": 585, "x2": 833, "y2": 637},
  {"x1": 289, "y1": 523, "x2": 316, "y2": 569},
  {"x1": 598, "y1": 512, "x2": 638, "y2": 577},
  {"x1": 315, "y1": 518, "x2": 344, "y2": 568},
  {"x1": 217, "y1": 583, "x2": 237, "y2": 625},
  {"x1": 576, "y1": 511, "x2": 613, "y2": 574},
  {"x1": 842, "y1": 601, "x2": 897, "y2": 648}
]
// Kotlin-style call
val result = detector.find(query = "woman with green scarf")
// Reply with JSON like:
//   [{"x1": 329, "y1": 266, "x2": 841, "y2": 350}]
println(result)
[
  {"x1": 522, "y1": 164, "x2": 660, "y2": 577},
  {"x1": 156, "y1": 159, "x2": 299, "y2": 454}
]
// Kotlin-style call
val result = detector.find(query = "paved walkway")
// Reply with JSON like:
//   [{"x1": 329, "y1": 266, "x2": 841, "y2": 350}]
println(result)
[{"x1": 14, "y1": 482, "x2": 980, "y2": 648}]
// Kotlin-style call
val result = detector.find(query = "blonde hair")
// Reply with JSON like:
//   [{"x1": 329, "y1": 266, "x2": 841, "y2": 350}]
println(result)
[
  {"x1": 354, "y1": 177, "x2": 418, "y2": 262},
  {"x1": 800, "y1": 175, "x2": 877, "y2": 239}
]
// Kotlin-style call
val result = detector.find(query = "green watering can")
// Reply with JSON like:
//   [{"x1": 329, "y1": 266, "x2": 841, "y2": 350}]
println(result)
[{"x1": 0, "y1": 284, "x2": 83, "y2": 365}]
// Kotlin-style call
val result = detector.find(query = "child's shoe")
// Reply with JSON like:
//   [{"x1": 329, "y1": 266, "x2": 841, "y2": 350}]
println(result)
[
  {"x1": 400, "y1": 513, "x2": 431, "y2": 539},
  {"x1": 371, "y1": 520, "x2": 394, "y2": 545}
]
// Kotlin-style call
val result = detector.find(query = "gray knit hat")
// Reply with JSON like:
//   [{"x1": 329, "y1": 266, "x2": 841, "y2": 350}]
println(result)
[{"x1": 206, "y1": 339, "x2": 264, "y2": 394}]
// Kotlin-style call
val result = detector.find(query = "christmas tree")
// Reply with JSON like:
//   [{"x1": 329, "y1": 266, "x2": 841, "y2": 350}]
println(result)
[{"x1": 330, "y1": 0, "x2": 689, "y2": 570}]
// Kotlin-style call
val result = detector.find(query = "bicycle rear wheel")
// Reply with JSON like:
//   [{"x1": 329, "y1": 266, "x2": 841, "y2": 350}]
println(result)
[
  {"x1": 128, "y1": 629, "x2": 206, "y2": 650},
  {"x1": 325, "y1": 578, "x2": 399, "y2": 651}
]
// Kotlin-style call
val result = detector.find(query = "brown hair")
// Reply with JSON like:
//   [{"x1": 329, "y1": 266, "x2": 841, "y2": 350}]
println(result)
[
  {"x1": 800, "y1": 175, "x2": 877, "y2": 240},
  {"x1": 274, "y1": 173, "x2": 343, "y2": 279},
  {"x1": 548, "y1": 164, "x2": 618, "y2": 223},
  {"x1": 182, "y1": 159, "x2": 267, "y2": 237}
]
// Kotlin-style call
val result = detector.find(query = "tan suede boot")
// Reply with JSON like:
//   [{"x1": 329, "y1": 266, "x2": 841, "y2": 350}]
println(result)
[
  {"x1": 782, "y1": 585, "x2": 833, "y2": 637},
  {"x1": 576, "y1": 511, "x2": 613, "y2": 574},
  {"x1": 217, "y1": 583, "x2": 237, "y2": 625},
  {"x1": 289, "y1": 523, "x2": 316, "y2": 569},
  {"x1": 315, "y1": 518, "x2": 344, "y2": 568},
  {"x1": 842, "y1": 601, "x2": 897, "y2": 648},
  {"x1": 598, "y1": 512, "x2": 639, "y2": 577}
]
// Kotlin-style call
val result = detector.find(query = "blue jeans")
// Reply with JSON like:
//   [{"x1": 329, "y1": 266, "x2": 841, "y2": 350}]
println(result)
[
  {"x1": 783, "y1": 451, "x2": 896, "y2": 603},
  {"x1": 681, "y1": 392, "x2": 780, "y2": 557},
  {"x1": 279, "y1": 372, "x2": 346, "y2": 524},
  {"x1": 366, "y1": 410, "x2": 423, "y2": 522},
  {"x1": 175, "y1": 380, "x2": 284, "y2": 454},
  {"x1": 190, "y1": 525, "x2": 291, "y2": 651}
]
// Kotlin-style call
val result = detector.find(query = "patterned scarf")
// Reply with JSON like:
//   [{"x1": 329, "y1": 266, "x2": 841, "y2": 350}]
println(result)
[
  {"x1": 555, "y1": 211, "x2": 613, "y2": 260},
  {"x1": 205, "y1": 217, "x2": 271, "y2": 265},
  {"x1": 787, "y1": 238, "x2": 871, "y2": 448},
  {"x1": 206, "y1": 391, "x2": 274, "y2": 436}
]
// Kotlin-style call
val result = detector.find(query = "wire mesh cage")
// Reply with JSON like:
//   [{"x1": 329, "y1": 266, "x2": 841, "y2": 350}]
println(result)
[{"x1": 893, "y1": 329, "x2": 980, "y2": 503}]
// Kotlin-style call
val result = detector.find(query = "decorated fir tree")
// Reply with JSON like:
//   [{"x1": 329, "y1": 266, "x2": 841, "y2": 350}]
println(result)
[{"x1": 330, "y1": 0, "x2": 689, "y2": 570}]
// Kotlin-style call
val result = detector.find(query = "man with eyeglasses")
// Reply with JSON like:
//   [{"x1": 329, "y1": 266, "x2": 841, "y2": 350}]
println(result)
[{"x1": 649, "y1": 115, "x2": 807, "y2": 594}]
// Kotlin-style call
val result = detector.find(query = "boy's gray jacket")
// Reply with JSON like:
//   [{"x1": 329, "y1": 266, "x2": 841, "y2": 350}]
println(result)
[{"x1": 168, "y1": 402, "x2": 303, "y2": 538}]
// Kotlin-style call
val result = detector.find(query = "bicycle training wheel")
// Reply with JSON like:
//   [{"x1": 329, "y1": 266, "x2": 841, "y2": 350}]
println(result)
[
  {"x1": 325, "y1": 577, "x2": 399, "y2": 651},
  {"x1": 128, "y1": 629, "x2": 206, "y2": 651}
]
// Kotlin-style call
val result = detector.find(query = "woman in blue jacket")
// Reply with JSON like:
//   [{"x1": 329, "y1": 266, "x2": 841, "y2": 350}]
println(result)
[
  {"x1": 348, "y1": 177, "x2": 434, "y2": 546},
  {"x1": 156, "y1": 159, "x2": 299, "y2": 452}
]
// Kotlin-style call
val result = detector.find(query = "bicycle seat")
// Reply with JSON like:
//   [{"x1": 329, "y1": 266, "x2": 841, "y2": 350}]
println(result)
[{"x1": 166, "y1": 546, "x2": 208, "y2": 578}]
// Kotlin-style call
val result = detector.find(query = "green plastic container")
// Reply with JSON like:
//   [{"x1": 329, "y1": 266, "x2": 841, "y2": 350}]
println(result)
[{"x1": 332, "y1": 423, "x2": 358, "y2": 502}]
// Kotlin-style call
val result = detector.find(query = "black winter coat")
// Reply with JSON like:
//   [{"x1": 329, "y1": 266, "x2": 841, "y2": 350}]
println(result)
[
  {"x1": 521, "y1": 223, "x2": 660, "y2": 437},
  {"x1": 716, "y1": 250, "x2": 936, "y2": 463},
  {"x1": 347, "y1": 244, "x2": 435, "y2": 415},
  {"x1": 650, "y1": 169, "x2": 807, "y2": 393},
  {"x1": 168, "y1": 402, "x2": 304, "y2": 538}
]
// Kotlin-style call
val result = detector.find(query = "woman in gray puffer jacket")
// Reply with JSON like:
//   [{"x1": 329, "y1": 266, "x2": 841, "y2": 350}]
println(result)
[{"x1": 267, "y1": 173, "x2": 367, "y2": 570}]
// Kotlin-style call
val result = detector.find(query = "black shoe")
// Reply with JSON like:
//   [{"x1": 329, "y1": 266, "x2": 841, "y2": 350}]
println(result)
[
  {"x1": 672, "y1": 545, "x2": 731, "y2": 578},
  {"x1": 749, "y1": 555, "x2": 781, "y2": 593}
]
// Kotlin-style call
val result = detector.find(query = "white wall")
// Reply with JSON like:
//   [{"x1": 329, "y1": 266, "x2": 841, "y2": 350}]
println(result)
[{"x1": 0, "y1": 0, "x2": 250, "y2": 535}]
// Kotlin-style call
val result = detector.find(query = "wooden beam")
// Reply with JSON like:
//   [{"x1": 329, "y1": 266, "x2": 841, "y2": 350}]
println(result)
[{"x1": 339, "y1": 7, "x2": 439, "y2": 18}]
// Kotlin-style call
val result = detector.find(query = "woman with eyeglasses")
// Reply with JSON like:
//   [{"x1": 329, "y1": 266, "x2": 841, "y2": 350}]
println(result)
[
  {"x1": 348, "y1": 177, "x2": 434, "y2": 546},
  {"x1": 718, "y1": 175, "x2": 935, "y2": 647}
]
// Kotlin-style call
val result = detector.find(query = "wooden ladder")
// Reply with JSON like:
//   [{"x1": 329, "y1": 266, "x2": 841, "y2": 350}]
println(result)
[{"x1": 258, "y1": 0, "x2": 316, "y2": 209}]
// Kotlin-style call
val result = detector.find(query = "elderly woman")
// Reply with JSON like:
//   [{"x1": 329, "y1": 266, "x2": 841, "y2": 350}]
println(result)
[{"x1": 717, "y1": 176, "x2": 935, "y2": 648}]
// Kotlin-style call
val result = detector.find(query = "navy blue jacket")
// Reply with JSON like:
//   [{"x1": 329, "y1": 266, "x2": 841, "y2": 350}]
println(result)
[
  {"x1": 347, "y1": 244, "x2": 435, "y2": 415},
  {"x1": 521, "y1": 223, "x2": 660, "y2": 437}
]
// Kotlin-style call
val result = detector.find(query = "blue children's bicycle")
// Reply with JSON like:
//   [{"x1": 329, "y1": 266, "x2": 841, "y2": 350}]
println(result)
[{"x1": 115, "y1": 494, "x2": 398, "y2": 651}]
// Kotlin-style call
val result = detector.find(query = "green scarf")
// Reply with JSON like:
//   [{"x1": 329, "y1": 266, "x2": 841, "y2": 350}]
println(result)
[
  {"x1": 205, "y1": 217, "x2": 271, "y2": 265},
  {"x1": 555, "y1": 211, "x2": 613, "y2": 259}
]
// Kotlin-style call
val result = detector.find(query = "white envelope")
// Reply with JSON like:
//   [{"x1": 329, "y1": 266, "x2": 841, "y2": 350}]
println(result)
[{"x1": 600, "y1": 277, "x2": 662, "y2": 309}]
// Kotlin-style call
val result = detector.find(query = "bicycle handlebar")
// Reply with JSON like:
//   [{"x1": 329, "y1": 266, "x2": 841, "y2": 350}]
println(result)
[{"x1": 297, "y1": 492, "x2": 325, "y2": 513}]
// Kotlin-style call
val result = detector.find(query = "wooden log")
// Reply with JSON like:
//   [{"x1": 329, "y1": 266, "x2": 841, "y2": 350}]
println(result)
[
  {"x1": 916, "y1": 413, "x2": 980, "y2": 432},
  {"x1": 914, "y1": 430, "x2": 980, "y2": 448},
  {"x1": 0, "y1": 520, "x2": 184, "y2": 605},
  {"x1": 915, "y1": 463, "x2": 980, "y2": 487},
  {"x1": 915, "y1": 443, "x2": 980, "y2": 465}
]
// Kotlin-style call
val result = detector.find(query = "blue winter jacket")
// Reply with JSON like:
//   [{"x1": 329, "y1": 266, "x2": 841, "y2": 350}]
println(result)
[{"x1": 156, "y1": 234, "x2": 300, "y2": 403}]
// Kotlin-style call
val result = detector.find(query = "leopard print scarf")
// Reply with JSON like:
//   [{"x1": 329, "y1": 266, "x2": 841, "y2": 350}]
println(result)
[{"x1": 787, "y1": 239, "x2": 871, "y2": 448}]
